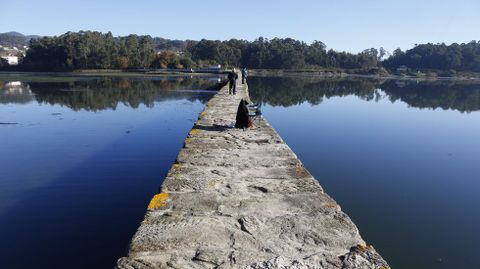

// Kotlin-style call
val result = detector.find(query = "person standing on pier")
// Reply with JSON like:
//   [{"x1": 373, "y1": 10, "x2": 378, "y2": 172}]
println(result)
[
  {"x1": 228, "y1": 69, "x2": 238, "y2": 95},
  {"x1": 241, "y1": 67, "x2": 248, "y2": 84}
]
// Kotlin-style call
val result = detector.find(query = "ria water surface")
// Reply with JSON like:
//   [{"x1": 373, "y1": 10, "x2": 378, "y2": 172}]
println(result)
[
  {"x1": 0, "y1": 74, "x2": 219, "y2": 268},
  {"x1": 1, "y1": 74, "x2": 479, "y2": 268},
  {"x1": 248, "y1": 76, "x2": 480, "y2": 269}
]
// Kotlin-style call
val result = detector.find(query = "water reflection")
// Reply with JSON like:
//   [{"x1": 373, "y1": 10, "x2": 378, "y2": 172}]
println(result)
[
  {"x1": 249, "y1": 77, "x2": 480, "y2": 113},
  {"x1": 0, "y1": 75, "x2": 218, "y2": 268},
  {"x1": 0, "y1": 81, "x2": 35, "y2": 104},
  {"x1": 0, "y1": 77, "x2": 219, "y2": 111},
  {"x1": 248, "y1": 76, "x2": 480, "y2": 269},
  {"x1": 382, "y1": 80, "x2": 480, "y2": 113}
]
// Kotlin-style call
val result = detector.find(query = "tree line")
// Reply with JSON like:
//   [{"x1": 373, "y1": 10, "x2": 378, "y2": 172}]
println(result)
[
  {"x1": 21, "y1": 31, "x2": 157, "y2": 70},
  {"x1": 383, "y1": 41, "x2": 480, "y2": 72},
  {"x1": 3, "y1": 30, "x2": 480, "y2": 73},
  {"x1": 185, "y1": 38, "x2": 383, "y2": 70},
  {"x1": 14, "y1": 32, "x2": 384, "y2": 71}
]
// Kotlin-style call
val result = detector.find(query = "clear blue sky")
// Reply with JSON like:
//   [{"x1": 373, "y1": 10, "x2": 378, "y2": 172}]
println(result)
[{"x1": 1, "y1": 0, "x2": 479, "y2": 53}]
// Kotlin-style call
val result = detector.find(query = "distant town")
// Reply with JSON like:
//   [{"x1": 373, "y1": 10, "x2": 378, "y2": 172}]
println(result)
[
  {"x1": 0, "y1": 32, "x2": 36, "y2": 65},
  {"x1": 0, "y1": 45, "x2": 26, "y2": 65}
]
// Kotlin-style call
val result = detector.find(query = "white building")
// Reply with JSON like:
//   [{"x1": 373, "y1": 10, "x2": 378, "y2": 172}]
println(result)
[
  {"x1": 207, "y1": 64, "x2": 221, "y2": 70},
  {"x1": 1, "y1": 56, "x2": 19, "y2": 65}
]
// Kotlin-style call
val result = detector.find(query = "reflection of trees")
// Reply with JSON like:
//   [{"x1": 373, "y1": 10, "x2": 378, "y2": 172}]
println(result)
[
  {"x1": 248, "y1": 77, "x2": 381, "y2": 107},
  {"x1": 249, "y1": 77, "x2": 480, "y2": 113},
  {"x1": 4, "y1": 76, "x2": 480, "y2": 113},
  {"x1": 381, "y1": 80, "x2": 480, "y2": 113},
  {"x1": 1, "y1": 77, "x2": 218, "y2": 111}
]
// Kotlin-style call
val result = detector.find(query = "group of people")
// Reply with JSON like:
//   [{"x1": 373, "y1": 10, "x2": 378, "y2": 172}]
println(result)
[
  {"x1": 226, "y1": 67, "x2": 252, "y2": 129},
  {"x1": 227, "y1": 67, "x2": 248, "y2": 95}
]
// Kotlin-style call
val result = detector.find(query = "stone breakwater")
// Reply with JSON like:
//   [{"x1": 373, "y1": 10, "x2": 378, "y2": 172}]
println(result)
[{"x1": 117, "y1": 78, "x2": 390, "y2": 269}]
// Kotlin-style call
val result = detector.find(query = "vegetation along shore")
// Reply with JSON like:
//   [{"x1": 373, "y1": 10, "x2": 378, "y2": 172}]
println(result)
[{"x1": 1, "y1": 31, "x2": 480, "y2": 79}]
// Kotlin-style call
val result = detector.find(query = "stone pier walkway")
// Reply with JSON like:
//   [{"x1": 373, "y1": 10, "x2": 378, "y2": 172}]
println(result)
[{"x1": 117, "y1": 77, "x2": 389, "y2": 269}]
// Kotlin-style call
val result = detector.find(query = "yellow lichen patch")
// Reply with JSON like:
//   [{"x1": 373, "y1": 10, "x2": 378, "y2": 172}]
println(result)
[
  {"x1": 184, "y1": 137, "x2": 191, "y2": 144},
  {"x1": 147, "y1": 192, "x2": 169, "y2": 210},
  {"x1": 200, "y1": 111, "x2": 206, "y2": 117},
  {"x1": 356, "y1": 244, "x2": 367, "y2": 252},
  {"x1": 354, "y1": 243, "x2": 373, "y2": 253},
  {"x1": 189, "y1": 128, "x2": 200, "y2": 136},
  {"x1": 295, "y1": 165, "x2": 310, "y2": 178},
  {"x1": 323, "y1": 202, "x2": 336, "y2": 208},
  {"x1": 172, "y1": 163, "x2": 181, "y2": 170}
]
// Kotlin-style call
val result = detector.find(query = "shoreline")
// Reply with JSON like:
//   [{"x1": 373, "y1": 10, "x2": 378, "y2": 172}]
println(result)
[
  {"x1": 248, "y1": 69, "x2": 480, "y2": 81},
  {"x1": 2, "y1": 69, "x2": 480, "y2": 82},
  {"x1": 0, "y1": 70, "x2": 223, "y2": 78}
]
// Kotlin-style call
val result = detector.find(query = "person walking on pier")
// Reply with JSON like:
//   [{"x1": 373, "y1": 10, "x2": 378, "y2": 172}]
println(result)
[
  {"x1": 228, "y1": 69, "x2": 238, "y2": 95},
  {"x1": 241, "y1": 67, "x2": 248, "y2": 84}
]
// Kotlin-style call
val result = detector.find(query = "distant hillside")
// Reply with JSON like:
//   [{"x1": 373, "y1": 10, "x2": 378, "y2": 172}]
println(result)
[{"x1": 0, "y1": 32, "x2": 41, "y2": 48}]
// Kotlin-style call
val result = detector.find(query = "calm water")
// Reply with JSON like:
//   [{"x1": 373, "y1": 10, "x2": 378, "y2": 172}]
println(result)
[
  {"x1": 0, "y1": 74, "x2": 218, "y2": 268},
  {"x1": 249, "y1": 77, "x2": 480, "y2": 269},
  {"x1": 2, "y1": 74, "x2": 479, "y2": 269}
]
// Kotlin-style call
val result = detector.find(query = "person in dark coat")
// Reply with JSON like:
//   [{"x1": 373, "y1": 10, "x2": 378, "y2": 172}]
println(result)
[
  {"x1": 235, "y1": 99, "x2": 250, "y2": 129},
  {"x1": 227, "y1": 69, "x2": 238, "y2": 95}
]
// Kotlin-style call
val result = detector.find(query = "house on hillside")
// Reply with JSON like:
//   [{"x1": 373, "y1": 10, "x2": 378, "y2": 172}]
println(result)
[{"x1": 1, "y1": 55, "x2": 19, "y2": 65}]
